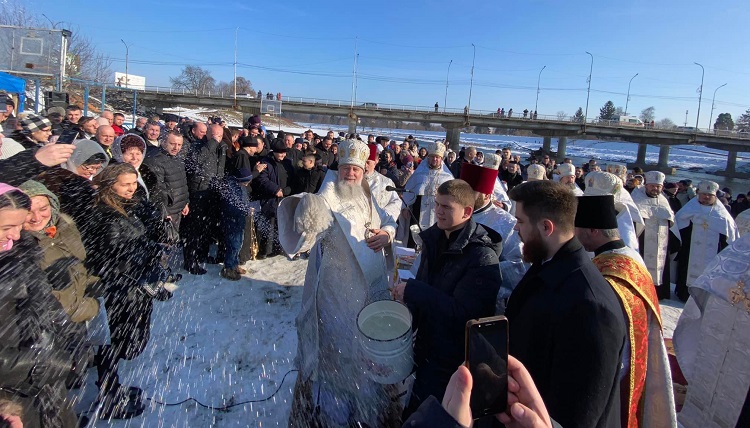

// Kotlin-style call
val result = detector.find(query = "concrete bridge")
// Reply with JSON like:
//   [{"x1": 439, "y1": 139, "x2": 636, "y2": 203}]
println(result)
[{"x1": 133, "y1": 89, "x2": 750, "y2": 177}]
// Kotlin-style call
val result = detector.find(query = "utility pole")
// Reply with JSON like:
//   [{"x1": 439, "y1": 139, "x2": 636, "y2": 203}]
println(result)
[{"x1": 350, "y1": 37, "x2": 358, "y2": 109}]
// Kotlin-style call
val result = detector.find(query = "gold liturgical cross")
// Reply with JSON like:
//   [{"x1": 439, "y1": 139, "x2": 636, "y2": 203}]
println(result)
[{"x1": 701, "y1": 220, "x2": 710, "y2": 231}]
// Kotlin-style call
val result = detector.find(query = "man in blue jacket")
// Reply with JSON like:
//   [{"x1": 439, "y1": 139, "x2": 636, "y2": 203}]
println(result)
[{"x1": 392, "y1": 179, "x2": 502, "y2": 420}]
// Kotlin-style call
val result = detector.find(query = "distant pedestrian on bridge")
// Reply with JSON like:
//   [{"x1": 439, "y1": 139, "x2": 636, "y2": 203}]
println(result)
[
  {"x1": 508, "y1": 108, "x2": 513, "y2": 118},
  {"x1": 523, "y1": 109, "x2": 529, "y2": 118},
  {"x1": 434, "y1": 102, "x2": 439, "y2": 112}
]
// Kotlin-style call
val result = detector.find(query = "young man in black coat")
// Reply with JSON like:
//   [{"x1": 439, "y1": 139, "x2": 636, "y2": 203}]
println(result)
[
  {"x1": 505, "y1": 181, "x2": 626, "y2": 428},
  {"x1": 392, "y1": 179, "x2": 503, "y2": 420}
]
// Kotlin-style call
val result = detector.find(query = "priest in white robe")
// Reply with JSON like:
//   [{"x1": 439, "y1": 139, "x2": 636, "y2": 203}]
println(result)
[
  {"x1": 556, "y1": 163, "x2": 584, "y2": 196},
  {"x1": 460, "y1": 153, "x2": 527, "y2": 313},
  {"x1": 364, "y1": 143, "x2": 402, "y2": 225},
  {"x1": 584, "y1": 171, "x2": 645, "y2": 252},
  {"x1": 279, "y1": 139, "x2": 400, "y2": 427},
  {"x1": 632, "y1": 171, "x2": 677, "y2": 300},
  {"x1": 673, "y1": 233, "x2": 750, "y2": 428},
  {"x1": 672, "y1": 180, "x2": 739, "y2": 302},
  {"x1": 400, "y1": 141, "x2": 453, "y2": 245}
]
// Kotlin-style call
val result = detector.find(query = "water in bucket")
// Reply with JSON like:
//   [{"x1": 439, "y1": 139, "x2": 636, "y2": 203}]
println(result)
[{"x1": 360, "y1": 313, "x2": 410, "y2": 341}]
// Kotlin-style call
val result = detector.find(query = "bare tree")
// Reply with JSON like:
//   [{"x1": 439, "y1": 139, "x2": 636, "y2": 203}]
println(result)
[
  {"x1": 170, "y1": 66, "x2": 216, "y2": 93},
  {"x1": 0, "y1": 0, "x2": 41, "y2": 27},
  {"x1": 656, "y1": 118, "x2": 675, "y2": 129},
  {"x1": 215, "y1": 77, "x2": 254, "y2": 97},
  {"x1": 556, "y1": 111, "x2": 567, "y2": 121}
]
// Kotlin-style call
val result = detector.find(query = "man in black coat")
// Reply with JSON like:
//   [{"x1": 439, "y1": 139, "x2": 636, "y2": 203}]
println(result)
[
  {"x1": 182, "y1": 124, "x2": 226, "y2": 274},
  {"x1": 505, "y1": 180, "x2": 626, "y2": 428},
  {"x1": 315, "y1": 136, "x2": 335, "y2": 168},
  {"x1": 253, "y1": 138, "x2": 294, "y2": 258},
  {"x1": 392, "y1": 179, "x2": 503, "y2": 420},
  {"x1": 141, "y1": 132, "x2": 190, "y2": 229}
]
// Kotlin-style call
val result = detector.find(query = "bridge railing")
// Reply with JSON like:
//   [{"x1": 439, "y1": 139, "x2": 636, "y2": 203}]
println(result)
[{"x1": 77, "y1": 81, "x2": 750, "y2": 140}]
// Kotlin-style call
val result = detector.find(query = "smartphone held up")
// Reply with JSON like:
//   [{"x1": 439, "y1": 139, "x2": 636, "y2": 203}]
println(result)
[{"x1": 465, "y1": 315, "x2": 509, "y2": 419}]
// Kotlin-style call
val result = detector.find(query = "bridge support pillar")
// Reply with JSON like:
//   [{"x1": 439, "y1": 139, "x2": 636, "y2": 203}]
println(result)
[
  {"x1": 726, "y1": 150, "x2": 738, "y2": 174},
  {"x1": 636, "y1": 143, "x2": 648, "y2": 164},
  {"x1": 556, "y1": 137, "x2": 567, "y2": 163},
  {"x1": 347, "y1": 114, "x2": 358, "y2": 134},
  {"x1": 445, "y1": 126, "x2": 461, "y2": 152},
  {"x1": 657, "y1": 145, "x2": 670, "y2": 168},
  {"x1": 542, "y1": 136, "x2": 551, "y2": 153}
]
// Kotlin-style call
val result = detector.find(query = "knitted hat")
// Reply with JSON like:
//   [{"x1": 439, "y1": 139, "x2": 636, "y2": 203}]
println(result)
[
  {"x1": 575, "y1": 195, "x2": 618, "y2": 229},
  {"x1": 18, "y1": 180, "x2": 60, "y2": 226},
  {"x1": 527, "y1": 164, "x2": 547, "y2": 181},
  {"x1": 338, "y1": 139, "x2": 369, "y2": 169},
  {"x1": 271, "y1": 138, "x2": 288, "y2": 153},
  {"x1": 235, "y1": 167, "x2": 254, "y2": 183},
  {"x1": 47, "y1": 106, "x2": 66, "y2": 116},
  {"x1": 697, "y1": 181, "x2": 719, "y2": 195},
  {"x1": 20, "y1": 114, "x2": 52, "y2": 133},
  {"x1": 644, "y1": 171, "x2": 665, "y2": 185}
]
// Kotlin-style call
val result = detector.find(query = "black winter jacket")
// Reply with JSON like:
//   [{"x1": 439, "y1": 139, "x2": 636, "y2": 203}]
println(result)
[
  {"x1": 505, "y1": 237, "x2": 626, "y2": 428},
  {"x1": 293, "y1": 166, "x2": 325, "y2": 194},
  {"x1": 253, "y1": 155, "x2": 294, "y2": 217},
  {"x1": 0, "y1": 234, "x2": 83, "y2": 428},
  {"x1": 141, "y1": 149, "x2": 190, "y2": 217},
  {"x1": 83, "y1": 199, "x2": 165, "y2": 297},
  {"x1": 404, "y1": 220, "x2": 503, "y2": 406},
  {"x1": 185, "y1": 137, "x2": 226, "y2": 193}
]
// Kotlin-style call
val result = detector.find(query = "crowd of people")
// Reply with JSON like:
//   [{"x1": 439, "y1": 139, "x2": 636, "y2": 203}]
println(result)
[{"x1": 1, "y1": 97, "x2": 749, "y2": 428}]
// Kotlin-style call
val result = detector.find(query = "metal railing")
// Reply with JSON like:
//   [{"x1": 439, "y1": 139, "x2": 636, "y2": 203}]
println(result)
[{"x1": 60, "y1": 78, "x2": 750, "y2": 140}]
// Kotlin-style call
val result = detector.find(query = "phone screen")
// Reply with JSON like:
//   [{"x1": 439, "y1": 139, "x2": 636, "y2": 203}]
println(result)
[
  {"x1": 466, "y1": 317, "x2": 508, "y2": 419},
  {"x1": 56, "y1": 128, "x2": 79, "y2": 144}
]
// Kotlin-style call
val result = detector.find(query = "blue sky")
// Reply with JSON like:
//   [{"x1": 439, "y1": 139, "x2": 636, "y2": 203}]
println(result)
[{"x1": 27, "y1": 0, "x2": 750, "y2": 126}]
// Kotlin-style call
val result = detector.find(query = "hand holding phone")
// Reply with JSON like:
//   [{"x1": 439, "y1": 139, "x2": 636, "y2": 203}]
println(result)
[{"x1": 465, "y1": 316, "x2": 508, "y2": 419}]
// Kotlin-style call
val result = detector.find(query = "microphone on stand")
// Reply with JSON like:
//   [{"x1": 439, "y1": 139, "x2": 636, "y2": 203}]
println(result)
[{"x1": 385, "y1": 185, "x2": 413, "y2": 194}]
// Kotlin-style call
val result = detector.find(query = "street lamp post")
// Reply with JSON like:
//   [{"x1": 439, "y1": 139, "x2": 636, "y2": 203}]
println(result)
[
  {"x1": 584, "y1": 52, "x2": 594, "y2": 129},
  {"x1": 120, "y1": 39, "x2": 129, "y2": 89},
  {"x1": 709, "y1": 83, "x2": 727, "y2": 131},
  {"x1": 444, "y1": 59, "x2": 452, "y2": 113},
  {"x1": 625, "y1": 73, "x2": 638, "y2": 115},
  {"x1": 534, "y1": 65, "x2": 546, "y2": 115},
  {"x1": 468, "y1": 44, "x2": 476, "y2": 115},
  {"x1": 233, "y1": 27, "x2": 238, "y2": 107},
  {"x1": 694, "y1": 62, "x2": 704, "y2": 132}
]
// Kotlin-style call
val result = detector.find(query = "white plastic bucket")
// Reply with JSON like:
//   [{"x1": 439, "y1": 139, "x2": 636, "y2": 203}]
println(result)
[{"x1": 357, "y1": 300, "x2": 414, "y2": 384}]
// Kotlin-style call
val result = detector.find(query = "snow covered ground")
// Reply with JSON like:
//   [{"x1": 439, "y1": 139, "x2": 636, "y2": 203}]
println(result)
[
  {"x1": 73, "y1": 252, "x2": 684, "y2": 427},
  {"x1": 64, "y1": 114, "x2": 700, "y2": 427}
]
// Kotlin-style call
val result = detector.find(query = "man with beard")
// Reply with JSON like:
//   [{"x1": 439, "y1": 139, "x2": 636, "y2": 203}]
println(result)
[
  {"x1": 673, "y1": 180, "x2": 739, "y2": 302},
  {"x1": 505, "y1": 181, "x2": 626, "y2": 428},
  {"x1": 575, "y1": 195, "x2": 676, "y2": 428},
  {"x1": 392, "y1": 179, "x2": 502, "y2": 420},
  {"x1": 278, "y1": 139, "x2": 399, "y2": 427},
  {"x1": 401, "y1": 141, "x2": 453, "y2": 245},
  {"x1": 632, "y1": 171, "x2": 677, "y2": 300},
  {"x1": 364, "y1": 143, "x2": 402, "y2": 224},
  {"x1": 556, "y1": 163, "x2": 583, "y2": 195},
  {"x1": 460, "y1": 153, "x2": 526, "y2": 312}
]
